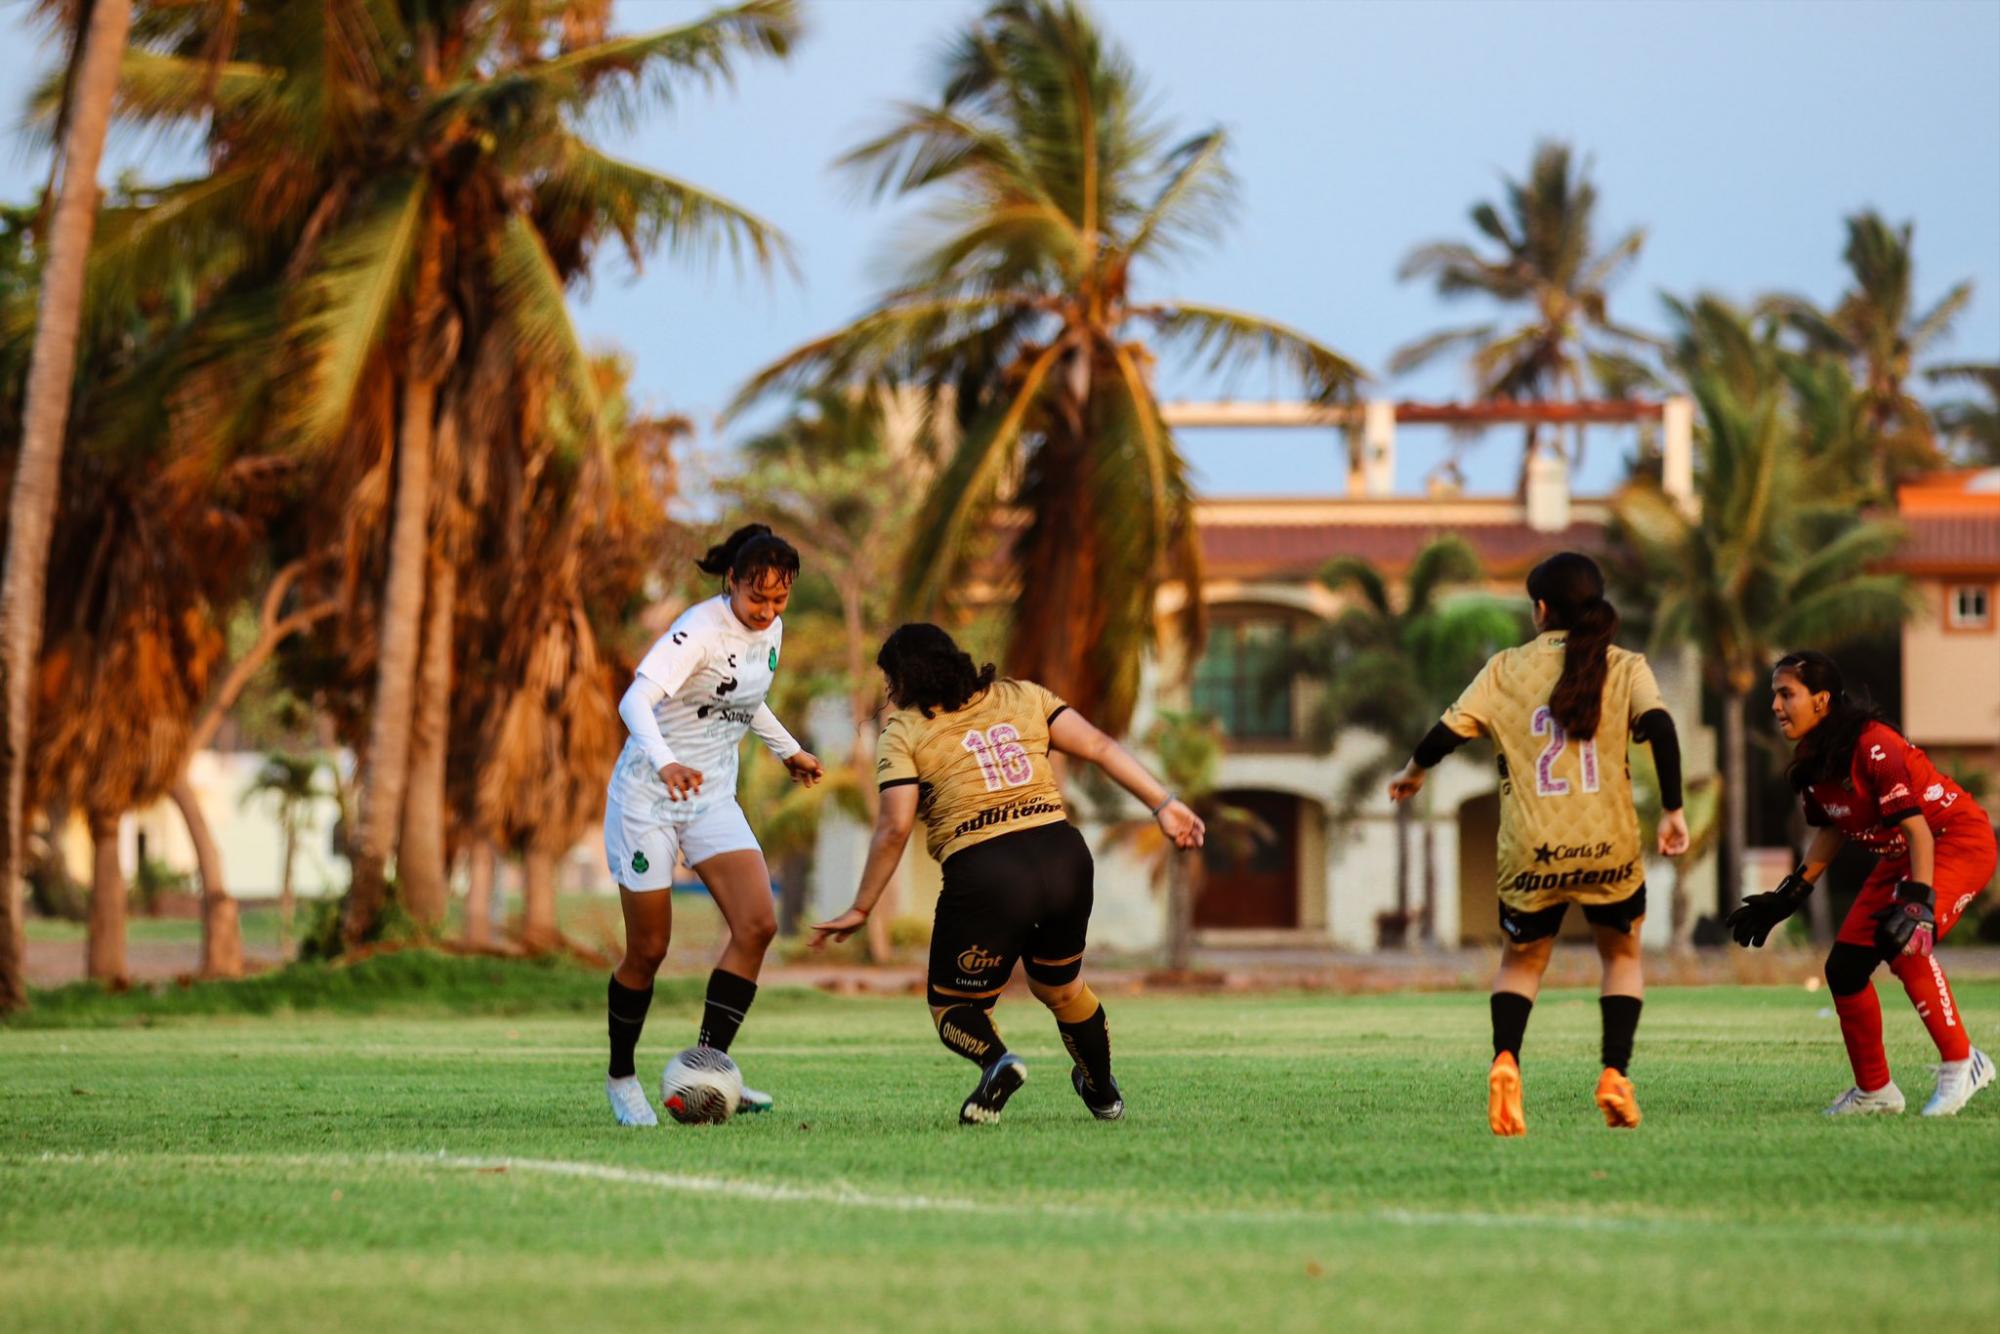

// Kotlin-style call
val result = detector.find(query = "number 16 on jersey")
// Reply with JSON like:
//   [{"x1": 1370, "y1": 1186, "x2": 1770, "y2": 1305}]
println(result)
[{"x1": 963, "y1": 724, "x2": 1033, "y2": 791}]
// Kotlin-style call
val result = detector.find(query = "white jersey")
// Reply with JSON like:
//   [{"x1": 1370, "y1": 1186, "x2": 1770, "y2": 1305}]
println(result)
[{"x1": 607, "y1": 596, "x2": 794, "y2": 823}]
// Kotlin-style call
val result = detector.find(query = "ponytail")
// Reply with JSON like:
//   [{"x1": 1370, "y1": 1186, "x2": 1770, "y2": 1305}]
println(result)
[
  {"x1": 1527, "y1": 552, "x2": 1617, "y2": 740},
  {"x1": 1776, "y1": 649, "x2": 1893, "y2": 790},
  {"x1": 696, "y1": 523, "x2": 800, "y2": 586}
]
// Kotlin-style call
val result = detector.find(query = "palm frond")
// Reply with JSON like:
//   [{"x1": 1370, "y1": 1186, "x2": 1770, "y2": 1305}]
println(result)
[
  {"x1": 1387, "y1": 323, "x2": 1496, "y2": 376},
  {"x1": 726, "y1": 292, "x2": 1035, "y2": 414},
  {"x1": 897, "y1": 337, "x2": 1067, "y2": 615},
  {"x1": 1138, "y1": 300, "x2": 1367, "y2": 403},
  {"x1": 539, "y1": 136, "x2": 794, "y2": 278},
  {"x1": 1126, "y1": 129, "x2": 1233, "y2": 259},
  {"x1": 492, "y1": 212, "x2": 601, "y2": 446},
  {"x1": 287, "y1": 174, "x2": 429, "y2": 448}
]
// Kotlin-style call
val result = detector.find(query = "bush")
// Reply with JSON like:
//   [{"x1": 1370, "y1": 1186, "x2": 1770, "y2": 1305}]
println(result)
[{"x1": 295, "y1": 882, "x2": 422, "y2": 962}]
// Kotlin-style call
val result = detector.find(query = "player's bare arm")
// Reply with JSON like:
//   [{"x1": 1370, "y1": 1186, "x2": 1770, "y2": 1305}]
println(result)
[
  {"x1": 1049, "y1": 708, "x2": 1205, "y2": 848},
  {"x1": 811, "y1": 783, "x2": 919, "y2": 947}
]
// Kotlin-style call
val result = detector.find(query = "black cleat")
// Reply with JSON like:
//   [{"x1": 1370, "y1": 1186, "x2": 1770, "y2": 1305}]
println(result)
[
  {"x1": 959, "y1": 1053, "x2": 1028, "y2": 1125},
  {"x1": 1071, "y1": 1065, "x2": 1124, "y2": 1121}
]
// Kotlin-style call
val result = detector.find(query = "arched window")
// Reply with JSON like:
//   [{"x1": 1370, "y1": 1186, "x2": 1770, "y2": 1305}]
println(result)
[{"x1": 1192, "y1": 607, "x2": 1306, "y2": 741}]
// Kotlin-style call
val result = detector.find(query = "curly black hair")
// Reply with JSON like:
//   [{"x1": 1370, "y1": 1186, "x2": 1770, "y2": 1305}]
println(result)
[
  {"x1": 876, "y1": 623, "x2": 996, "y2": 718},
  {"x1": 1775, "y1": 649, "x2": 1895, "y2": 791},
  {"x1": 696, "y1": 523, "x2": 799, "y2": 587}
]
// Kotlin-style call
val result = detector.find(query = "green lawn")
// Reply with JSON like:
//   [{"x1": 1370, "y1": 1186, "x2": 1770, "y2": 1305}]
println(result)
[{"x1": 3, "y1": 974, "x2": 1996, "y2": 1333}]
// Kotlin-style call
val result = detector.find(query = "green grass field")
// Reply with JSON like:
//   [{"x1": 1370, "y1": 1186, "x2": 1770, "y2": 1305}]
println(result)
[{"x1": 4, "y1": 965, "x2": 1996, "y2": 1332}]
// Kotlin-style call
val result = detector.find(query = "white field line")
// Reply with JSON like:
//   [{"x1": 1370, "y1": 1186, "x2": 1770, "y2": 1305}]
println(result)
[{"x1": 6, "y1": 1150, "x2": 1964, "y2": 1244}]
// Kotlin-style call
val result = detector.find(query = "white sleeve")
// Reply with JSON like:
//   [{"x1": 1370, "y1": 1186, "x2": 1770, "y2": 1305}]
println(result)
[
  {"x1": 751, "y1": 703, "x2": 802, "y2": 761},
  {"x1": 634, "y1": 625, "x2": 706, "y2": 696},
  {"x1": 619, "y1": 676, "x2": 677, "y2": 771}
]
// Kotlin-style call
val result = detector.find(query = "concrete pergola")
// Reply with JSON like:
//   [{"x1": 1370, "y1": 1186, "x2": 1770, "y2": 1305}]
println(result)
[{"x1": 1158, "y1": 398, "x2": 1696, "y2": 509}]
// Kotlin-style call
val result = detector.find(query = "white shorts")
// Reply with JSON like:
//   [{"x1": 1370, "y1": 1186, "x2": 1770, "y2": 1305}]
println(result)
[{"x1": 603, "y1": 797, "x2": 760, "y2": 891}]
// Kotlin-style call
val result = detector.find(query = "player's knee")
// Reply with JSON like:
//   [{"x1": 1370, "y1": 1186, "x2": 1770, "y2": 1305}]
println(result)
[
  {"x1": 623, "y1": 938, "x2": 668, "y2": 976},
  {"x1": 1028, "y1": 976, "x2": 1083, "y2": 1011},
  {"x1": 733, "y1": 911, "x2": 778, "y2": 953},
  {"x1": 1825, "y1": 942, "x2": 1879, "y2": 997}
]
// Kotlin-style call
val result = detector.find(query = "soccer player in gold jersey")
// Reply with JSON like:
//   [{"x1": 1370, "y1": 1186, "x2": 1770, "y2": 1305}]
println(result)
[
  {"x1": 1388, "y1": 553, "x2": 1690, "y2": 1136},
  {"x1": 810, "y1": 623, "x2": 1205, "y2": 1125}
]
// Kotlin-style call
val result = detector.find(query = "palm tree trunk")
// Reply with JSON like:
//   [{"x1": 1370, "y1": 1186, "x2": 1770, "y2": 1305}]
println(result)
[
  {"x1": 520, "y1": 846, "x2": 557, "y2": 952},
  {"x1": 839, "y1": 575, "x2": 896, "y2": 963},
  {"x1": 344, "y1": 369, "x2": 439, "y2": 946},
  {"x1": 1164, "y1": 849, "x2": 1197, "y2": 972},
  {"x1": 278, "y1": 819, "x2": 297, "y2": 956},
  {"x1": 1400, "y1": 800, "x2": 1416, "y2": 944},
  {"x1": 85, "y1": 811, "x2": 127, "y2": 986},
  {"x1": 464, "y1": 837, "x2": 495, "y2": 947},
  {"x1": 1419, "y1": 788, "x2": 1438, "y2": 947},
  {"x1": 775, "y1": 851, "x2": 809, "y2": 937},
  {"x1": 172, "y1": 780, "x2": 241, "y2": 979},
  {"x1": 0, "y1": 0, "x2": 134, "y2": 1015},
  {"x1": 1720, "y1": 688, "x2": 1747, "y2": 918},
  {"x1": 398, "y1": 547, "x2": 456, "y2": 930}
]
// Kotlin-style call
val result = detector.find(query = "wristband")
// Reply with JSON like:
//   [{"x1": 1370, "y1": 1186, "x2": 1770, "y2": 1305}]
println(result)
[{"x1": 1150, "y1": 793, "x2": 1177, "y2": 817}]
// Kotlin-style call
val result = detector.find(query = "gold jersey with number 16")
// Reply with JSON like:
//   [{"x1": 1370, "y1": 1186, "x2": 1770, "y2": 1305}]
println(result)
[
  {"x1": 1441, "y1": 632, "x2": 1666, "y2": 913},
  {"x1": 876, "y1": 679, "x2": 1072, "y2": 864}
]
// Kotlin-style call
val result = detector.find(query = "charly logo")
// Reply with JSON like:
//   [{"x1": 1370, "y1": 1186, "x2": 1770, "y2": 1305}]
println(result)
[
  {"x1": 1870, "y1": 744, "x2": 1887, "y2": 762},
  {"x1": 957, "y1": 945, "x2": 1003, "y2": 973},
  {"x1": 631, "y1": 851, "x2": 650, "y2": 874}
]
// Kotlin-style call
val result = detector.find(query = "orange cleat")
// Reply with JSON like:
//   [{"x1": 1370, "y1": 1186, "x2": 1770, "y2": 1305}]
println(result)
[
  {"x1": 1488, "y1": 1052, "x2": 1526, "y2": 1137},
  {"x1": 1595, "y1": 1067, "x2": 1642, "y2": 1129}
]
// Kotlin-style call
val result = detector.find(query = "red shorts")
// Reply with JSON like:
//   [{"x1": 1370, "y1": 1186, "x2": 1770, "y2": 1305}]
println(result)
[{"x1": 1837, "y1": 818, "x2": 1998, "y2": 949}]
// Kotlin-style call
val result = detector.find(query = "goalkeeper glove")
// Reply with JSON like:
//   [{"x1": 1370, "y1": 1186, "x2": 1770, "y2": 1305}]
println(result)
[
  {"x1": 1873, "y1": 880, "x2": 1936, "y2": 958},
  {"x1": 1726, "y1": 867, "x2": 1814, "y2": 948}
]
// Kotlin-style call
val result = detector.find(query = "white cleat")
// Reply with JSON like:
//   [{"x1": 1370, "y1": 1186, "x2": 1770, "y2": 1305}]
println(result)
[
  {"x1": 607, "y1": 1074, "x2": 658, "y2": 1126},
  {"x1": 1823, "y1": 1081, "x2": 1906, "y2": 1117},
  {"x1": 738, "y1": 1084, "x2": 774, "y2": 1115},
  {"x1": 1922, "y1": 1049, "x2": 1995, "y2": 1118}
]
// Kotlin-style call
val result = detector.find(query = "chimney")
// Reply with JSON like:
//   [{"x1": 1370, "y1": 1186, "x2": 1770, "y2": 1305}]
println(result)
[
  {"x1": 1526, "y1": 444, "x2": 1569, "y2": 532},
  {"x1": 1360, "y1": 400, "x2": 1395, "y2": 496},
  {"x1": 1662, "y1": 395, "x2": 1695, "y2": 509}
]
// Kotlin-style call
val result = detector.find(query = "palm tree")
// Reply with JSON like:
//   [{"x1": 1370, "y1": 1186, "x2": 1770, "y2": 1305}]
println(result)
[
  {"x1": 720, "y1": 388, "x2": 934, "y2": 958},
  {"x1": 1093, "y1": 710, "x2": 1268, "y2": 972},
  {"x1": 1613, "y1": 298, "x2": 1913, "y2": 913},
  {"x1": 1293, "y1": 537, "x2": 1523, "y2": 946},
  {"x1": 243, "y1": 750, "x2": 332, "y2": 954},
  {"x1": 1927, "y1": 362, "x2": 2000, "y2": 467},
  {"x1": 64, "y1": 0, "x2": 798, "y2": 947},
  {"x1": 459, "y1": 359, "x2": 681, "y2": 952},
  {"x1": 1391, "y1": 140, "x2": 1656, "y2": 475},
  {"x1": 735, "y1": 0, "x2": 1364, "y2": 736},
  {"x1": 0, "y1": 0, "x2": 132, "y2": 1013},
  {"x1": 1763, "y1": 211, "x2": 1975, "y2": 491}
]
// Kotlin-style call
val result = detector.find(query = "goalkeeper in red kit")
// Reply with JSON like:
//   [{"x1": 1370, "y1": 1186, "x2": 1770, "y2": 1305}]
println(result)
[{"x1": 1730, "y1": 651, "x2": 1996, "y2": 1117}]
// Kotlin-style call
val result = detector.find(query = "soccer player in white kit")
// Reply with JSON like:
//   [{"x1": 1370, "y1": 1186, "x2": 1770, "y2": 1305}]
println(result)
[{"x1": 603, "y1": 524, "x2": 823, "y2": 1125}]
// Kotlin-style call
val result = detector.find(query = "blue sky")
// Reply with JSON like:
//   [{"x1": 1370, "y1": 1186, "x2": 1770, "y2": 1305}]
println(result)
[{"x1": 4, "y1": 0, "x2": 1997, "y2": 497}]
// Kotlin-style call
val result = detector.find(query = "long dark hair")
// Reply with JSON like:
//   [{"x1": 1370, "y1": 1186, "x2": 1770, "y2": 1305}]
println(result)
[
  {"x1": 1776, "y1": 649, "x2": 1894, "y2": 791},
  {"x1": 877, "y1": 623, "x2": 996, "y2": 718},
  {"x1": 696, "y1": 523, "x2": 799, "y2": 587},
  {"x1": 1526, "y1": 552, "x2": 1619, "y2": 739}
]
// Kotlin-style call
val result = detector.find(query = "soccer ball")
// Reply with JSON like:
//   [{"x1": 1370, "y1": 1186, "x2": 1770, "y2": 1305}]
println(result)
[{"x1": 659, "y1": 1046, "x2": 742, "y2": 1125}]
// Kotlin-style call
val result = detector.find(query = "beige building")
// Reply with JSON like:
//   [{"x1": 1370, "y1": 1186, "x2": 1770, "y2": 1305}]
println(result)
[
  {"x1": 806, "y1": 398, "x2": 1717, "y2": 955},
  {"x1": 1892, "y1": 470, "x2": 2000, "y2": 772}
]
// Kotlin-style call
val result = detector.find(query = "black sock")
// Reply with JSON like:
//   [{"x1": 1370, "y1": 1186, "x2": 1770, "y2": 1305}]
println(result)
[
  {"x1": 1491, "y1": 991, "x2": 1534, "y2": 1060},
  {"x1": 936, "y1": 1004, "x2": 1006, "y2": 1068},
  {"x1": 1600, "y1": 995, "x2": 1643, "y2": 1073},
  {"x1": 1058, "y1": 1003, "x2": 1114, "y2": 1095},
  {"x1": 698, "y1": 969, "x2": 758, "y2": 1052},
  {"x1": 607, "y1": 977, "x2": 654, "y2": 1079}
]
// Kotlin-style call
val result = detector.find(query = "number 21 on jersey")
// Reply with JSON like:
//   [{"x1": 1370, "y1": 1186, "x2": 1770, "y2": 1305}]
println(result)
[
  {"x1": 1531, "y1": 706, "x2": 1600, "y2": 797},
  {"x1": 962, "y1": 724, "x2": 1033, "y2": 791}
]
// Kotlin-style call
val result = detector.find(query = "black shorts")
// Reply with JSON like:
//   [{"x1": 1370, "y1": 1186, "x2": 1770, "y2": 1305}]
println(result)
[
  {"x1": 927, "y1": 820, "x2": 1093, "y2": 1008},
  {"x1": 1500, "y1": 883, "x2": 1648, "y2": 944}
]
